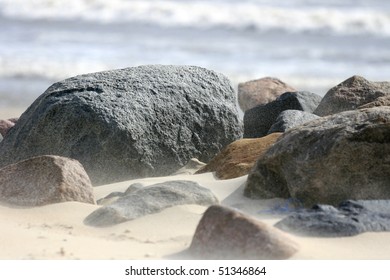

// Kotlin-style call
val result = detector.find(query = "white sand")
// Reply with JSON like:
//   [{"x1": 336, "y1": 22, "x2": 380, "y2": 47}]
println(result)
[{"x1": 1, "y1": 172, "x2": 390, "y2": 260}]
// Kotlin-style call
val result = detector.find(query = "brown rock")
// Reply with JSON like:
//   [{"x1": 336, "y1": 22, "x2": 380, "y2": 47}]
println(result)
[
  {"x1": 0, "y1": 118, "x2": 17, "y2": 137},
  {"x1": 238, "y1": 77, "x2": 296, "y2": 112},
  {"x1": 314, "y1": 75, "x2": 390, "y2": 116},
  {"x1": 189, "y1": 205, "x2": 298, "y2": 259},
  {"x1": 196, "y1": 133, "x2": 282, "y2": 179},
  {"x1": 0, "y1": 155, "x2": 95, "y2": 207}
]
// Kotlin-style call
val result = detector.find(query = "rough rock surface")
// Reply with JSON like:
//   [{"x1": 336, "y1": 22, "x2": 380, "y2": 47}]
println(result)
[
  {"x1": 275, "y1": 200, "x2": 390, "y2": 237},
  {"x1": 196, "y1": 133, "x2": 282, "y2": 179},
  {"x1": 189, "y1": 205, "x2": 298, "y2": 259},
  {"x1": 238, "y1": 77, "x2": 296, "y2": 112},
  {"x1": 0, "y1": 155, "x2": 95, "y2": 207},
  {"x1": 85, "y1": 180, "x2": 218, "y2": 227},
  {"x1": 314, "y1": 75, "x2": 390, "y2": 116},
  {"x1": 243, "y1": 91, "x2": 322, "y2": 138},
  {"x1": 358, "y1": 95, "x2": 390, "y2": 109},
  {"x1": 245, "y1": 107, "x2": 390, "y2": 207},
  {"x1": 268, "y1": 110, "x2": 320, "y2": 134},
  {"x1": 0, "y1": 65, "x2": 242, "y2": 185}
]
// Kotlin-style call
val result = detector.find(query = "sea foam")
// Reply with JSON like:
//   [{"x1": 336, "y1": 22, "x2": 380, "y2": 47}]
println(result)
[{"x1": 1, "y1": 0, "x2": 389, "y2": 37}]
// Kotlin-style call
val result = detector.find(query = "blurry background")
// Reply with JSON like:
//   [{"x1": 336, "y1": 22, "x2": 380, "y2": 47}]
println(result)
[{"x1": 1, "y1": 0, "x2": 389, "y2": 115}]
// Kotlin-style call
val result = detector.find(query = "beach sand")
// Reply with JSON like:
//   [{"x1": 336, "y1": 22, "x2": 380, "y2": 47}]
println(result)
[
  {"x1": 1, "y1": 172, "x2": 390, "y2": 260},
  {"x1": 1, "y1": 108, "x2": 390, "y2": 260}
]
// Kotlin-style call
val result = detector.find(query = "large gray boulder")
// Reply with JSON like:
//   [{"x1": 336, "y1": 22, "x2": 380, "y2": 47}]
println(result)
[
  {"x1": 268, "y1": 110, "x2": 320, "y2": 134},
  {"x1": 314, "y1": 75, "x2": 390, "y2": 116},
  {"x1": 84, "y1": 180, "x2": 218, "y2": 227},
  {"x1": 243, "y1": 91, "x2": 322, "y2": 138},
  {"x1": 245, "y1": 107, "x2": 390, "y2": 207},
  {"x1": 0, "y1": 65, "x2": 242, "y2": 185}
]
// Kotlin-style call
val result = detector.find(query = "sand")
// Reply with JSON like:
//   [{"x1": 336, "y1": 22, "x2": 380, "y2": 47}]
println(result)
[
  {"x1": 1, "y1": 109, "x2": 390, "y2": 260},
  {"x1": 1, "y1": 172, "x2": 390, "y2": 260}
]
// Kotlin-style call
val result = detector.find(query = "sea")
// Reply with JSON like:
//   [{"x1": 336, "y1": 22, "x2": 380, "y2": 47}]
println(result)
[{"x1": 1, "y1": 0, "x2": 390, "y2": 112}]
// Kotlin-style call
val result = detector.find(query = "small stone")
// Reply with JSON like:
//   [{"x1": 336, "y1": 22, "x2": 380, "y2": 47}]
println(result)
[
  {"x1": 196, "y1": 133, "x2": 282, "y2": 179},
  {"x1": 189, "y1": 205, "x2": 298, "y2": 259},
  {"x1": 0, "y1": 155, "x2": 95, "y2": 207},
  {"x1": 238, "y1": 77, "x2": 296, "y2": 112},
  {"x1": 0, "y1": 118, "x2": 17, "y2": 137},
  {"x1": 84, "y1": 180, "x2": 218, "y2": 227}
]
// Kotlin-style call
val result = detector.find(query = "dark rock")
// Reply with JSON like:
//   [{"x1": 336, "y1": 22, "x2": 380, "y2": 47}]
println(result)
[
  {"x1": 189, "y1": 205, "x2": 298, "y2": 259},
  {"x1": 196, "y1": 133, "x2": 282, "y2": 179},
  {"x1": 268, "y1": 110, "x2": 320, "y2": 134},
  {"x1": 0, "y1": 65, "x2": 242, "y2": 185},
  {"x1": 238, "y1": 77, "x2": 296, "y2": 112},
  {"x1": 84, "y1": 180, "x2": 218, "y2": 227},
  {"x1": 314, "y1": 75, "x2": 390, "y2": 116},
  {"x1": 0, "y1": 155, "x2": 95, "y2": 207},
  {"x1": 244, "y1": 91, "x2": 322, "y2": 138},
  {"x1": 275, "y1": 200, "x2": 390, "y2": 237},
  {"x1": 245, "y1": 107, "x2": 390, "y2": 207}
]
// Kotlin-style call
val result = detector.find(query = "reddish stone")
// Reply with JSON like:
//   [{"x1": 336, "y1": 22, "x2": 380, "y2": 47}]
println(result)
[
  {"x1": 0, "y1": 155, "x2": 95, "y2": 207},
  {"x1": 189, "y1": 205, "x2": 298, "y2": 259},
  {"x1": 238, "y1": 77, "x2": 296, "y2": 112}
]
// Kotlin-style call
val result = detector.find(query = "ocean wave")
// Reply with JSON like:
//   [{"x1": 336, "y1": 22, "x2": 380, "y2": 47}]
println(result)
[{"x1": 1, "y1": 0, "x2": 390, "y2": 37}]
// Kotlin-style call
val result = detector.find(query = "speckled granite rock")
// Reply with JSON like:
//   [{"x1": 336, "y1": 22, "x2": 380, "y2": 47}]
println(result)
[{"x1": 0, "y1": 65, "x2": 242, "y2": 185}]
